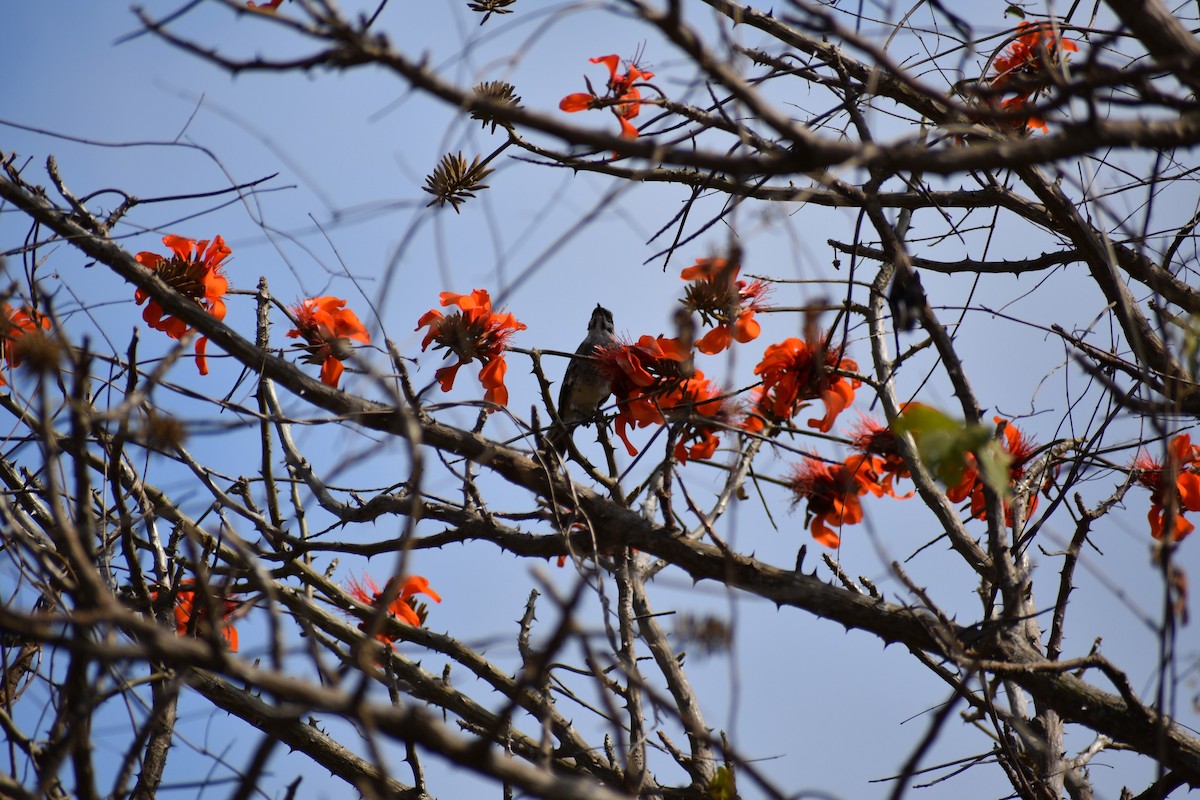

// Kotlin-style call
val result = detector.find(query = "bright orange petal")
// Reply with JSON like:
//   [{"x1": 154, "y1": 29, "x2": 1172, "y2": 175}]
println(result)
[
  {"x1": 394, "y1": 603, "x2": 422, "y2": 627},
  {"x1": 320, "y1": 356, "x2": 344, "y2": 388},
  {"x1": 1176, "y1": 516, "x2": 1196, "y2": 541},
  {"x1": 335, "y1": 311, "x2": 370, "y2": 344},
  {"x1": 679, "y1": 258, "x2": 727, "y2": 281},
  {"x1": 434, "y1": 363, "x2": 461, "y2": 393},
  {"x1": 485, "y1": 381, "x2": 509, "y2": 407},
  {"x1": 559, "y1": 93, "x2": 595, "y2": 112},
  {"x1": 195, "y1": 337, "x2": 210, "y2": 376},
  {"x1": 1178, "y1": 471, "x2": 1200, "y2": 512},
  {"x1": 614, "y1": 414, "x2": 641, "y2": 456},
  {"x1": 416, "y1": 308, "x2": 443, "y2": 330},
  {"x1": 589, "y1": 54, "x2": 621, "y2": 79},
  {"x1": 440, "y1": 289, "x2": 490, "y2": 312},
  {"x1": 402, "y1": 576, "x2": 441, "y2": 603},
  {"x1": 135, "y1": 252, "x2": 163, "y2": 270},
  {"x1": 810, "y1": 516, "x2": 841, "y2": 548},
  {"x1": 654, "y1": 336, "x2": 692, "y2": 362},
  {"x1": 696, "y1": 326, "x2": 732, "y2": 355},
  {"x1": 479, "y1": 356, "x2": 506, "y2": 390},
  {"x1": 162, "y1": 235, "x2": 196, "y2": 262},
  {"x1": 733, "y1": 311, "x2": 760, "y2": 343}
]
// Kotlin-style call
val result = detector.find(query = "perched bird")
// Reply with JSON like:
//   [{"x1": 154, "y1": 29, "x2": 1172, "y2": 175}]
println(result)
[
  {"x1": 548, "y1": 304, "x2": 616, "y2": 454},
  {"x1": 888, "y1": 263, "x2": 926, "y2": 333}
]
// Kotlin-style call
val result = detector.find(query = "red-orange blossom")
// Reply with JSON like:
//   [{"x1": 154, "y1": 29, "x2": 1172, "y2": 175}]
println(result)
[
  {"x1": 416, "y1": 289, "x2": 525, "y2": 407},
  {"x1": 134, "y1": 234, "x2": 231, "y2": 376}
]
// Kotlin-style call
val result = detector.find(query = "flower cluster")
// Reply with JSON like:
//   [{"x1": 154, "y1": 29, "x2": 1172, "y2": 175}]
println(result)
[
  {"x1": 666, "y1": 373, "x2": 735, "y2": 464},
  {"x1": 787, "y1": 407, "x2": 1048, "y2": 548},
  {"x1": 788, "y1": 454, "x2": 885, "y2": 548},
  {"x1": 679, "y1": 258, "x2": 769, "y2": 355},
  {"x1": 849, "y1": 414, "x2": 914, "y2": 499},
  {"x1": 160, "y1": 579, "x2": 241, "y2": 652},
  {"x1": 985, "y1": 21, "x2": 1078, "y2": 134},
  {"x1": 286, "y1": 296, "x2": 371, "y2": 389},
  {"x1": 1132, "y1": 433, "x2": 1200, "y2": 542},
  {"x1": 347, "y1": 573, "x2": 442, "y2": 647},
  {"x1": 134, "y1": 234, "x2": 231, "y2": 375},
  {"x1": 416, "y1": 289, "x2": 526, "y2": 407},
  {"x1": 560, "y1": 54, "x2": 655, "y2": 140},
  {"x1": 743, "y1": 331, "x2": 860, "y2": 435},
  {"x1": 594, "y1": 334, "x2": 691, "y2": 455},
  {"x1": 588, "y1": 330, "x2": 739, "y2": 462},
  {"x1": 0, "y1": 303, "x2": 51, "y2": 386},
  {"x1": 948, "y1": 416, "x2": 1039, "y2": 524}
]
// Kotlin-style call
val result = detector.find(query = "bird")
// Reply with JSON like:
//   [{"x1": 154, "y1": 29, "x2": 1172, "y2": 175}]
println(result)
[{"x1": 547, "y1": 304, "x2": 616, "y2": 454}]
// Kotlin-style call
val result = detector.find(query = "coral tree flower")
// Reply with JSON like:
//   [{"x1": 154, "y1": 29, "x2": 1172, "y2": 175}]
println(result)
[
  {"x1": 986, "y1": 21, "x2": 1078, "y2": 134},
  {"x1": 946, "y1": 417, "x2": 1040, "y2": 523},
  {"x1": 680, "y1": 258, "x2": 770, "y2": 355},
  {"x1": 162, "y1": 579, "x2": 241, "y2": 652},
  {"x1": 134, "y1": 234, "x2": 231, "y2": 375},
  {"x1": 347, "y1": 573, "x2": 442, "y2": 647},
  {"x1": 789, "y1": 454, "x2": 885, "y2": 548},
  {"x1": 559, "y1": 54, "x2": 655, "y2": 139},
  {"x1": 744, "y1": 332, "x2": 860, "y2": 434},
  {"x1": 1000, "y1": 97, "x2": 1047, "y2": 133},
  {"x1": 1134, "y1": 433, "x2": 1200, "y2": 542},
  {"x1": 849, "y1": 414, "x2": 914, "y2": 499},
  {"x1": 286, "y1": 296, "x2": 371, "y2": 389},
  {"x1": 415, "y1": 289, "x2": 526, "y2": 407},
  {"x1": 664, "y1": 372, "x2": 733, "y2": 463},
  {"x1": 0, "y1": 303, "x2": 51, "y2": 387},
  {"x1": 991, "y1": 22, "x2": 1079, "y2": 91},
  {"x1": 594, "y1": 334, "x2": 693, "y2": 455},
  {"x1": 246, "y1": 0, "x2": 284, "y2": 12}
]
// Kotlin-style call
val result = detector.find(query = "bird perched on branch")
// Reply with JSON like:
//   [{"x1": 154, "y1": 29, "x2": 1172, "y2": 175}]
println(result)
[{"x1": 547, "y1": 304, "x2": 615, "y2": 454}]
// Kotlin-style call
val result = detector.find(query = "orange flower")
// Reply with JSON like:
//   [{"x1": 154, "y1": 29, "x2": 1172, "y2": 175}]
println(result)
[
  {"x1": 594, "y1": 334, "x2": 693, "y2": 455},
  {"x1": 985, "y1": 21, "x2": 1078, "y2": 134},
  {"x1": 664, "y1": 372, "x2": 732, "y2": 463},
  {"x1": 848, "y1": 415, "x2": 914, "y2": 499},
  {"x1": 559, "y1": 54, "x2": 655, "y2": 140},
  {"x1": 947, "y1": 417, "x2": 1040, "y2": 523},
  {"x1": 161, "y1": 579, "x2": 241, "y2": 652},
  {"x1": 789, "y1": 454, "x2": 884, "y2": 548},
  {"x1": 945, "y1": 452, "x2": 978, "y2": 503},
  {"x1": 415, "y1": 289, "x2": 526, "y2": 407},
  {"x1": 747, "y1": 332, "x2": 860, "y2": 434},
  {"x1": 680, "y1": 258, "x2": 770, "y2": 355},
  {"x1": 990, "y1": 22, "x2": 1078, "y2": 92},
  {"x1": 1003, "y1": 97, "x2": 1047, "y2": 133},
  {"x1": 286, "y1": 296, "x2": 371, "y2": 389},
  {"x1": 134, "y1": 234, "x2": 231, "y2": 375},
  {"x1": 246, "y1": 0, "x2": 284, "y2": 11},
  {"x1": 1134, "y1": 434, "x2": 1200, "y2": 542},
  {"x1": 0, "y1": 303, "x2": 51, "y2": 387},
  {"x1": 347, "y1": 573, "x2": 442, "y2": 647}
]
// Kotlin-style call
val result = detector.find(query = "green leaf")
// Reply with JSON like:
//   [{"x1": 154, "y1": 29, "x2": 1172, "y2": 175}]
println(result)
[
  {"x1": 976, "y1": 436, "x2": 1013, "y2": 502},
  {"x1": 892, "y1": 405, "x2": 1003, "y2": 494},
  {"x1": 709, "y1": 766, "x2": 737, "y2": 800}
]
